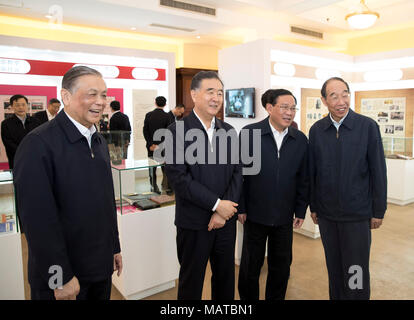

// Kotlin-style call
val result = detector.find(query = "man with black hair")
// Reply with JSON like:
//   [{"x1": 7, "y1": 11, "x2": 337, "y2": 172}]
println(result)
[
  {"x1": 109, "y1": 100, "x2": 131, "y2": 132},
  {"x1": 143, "y1": 96, "x2": 170, "y2": 194},
  {"x1": 33, "y1": 98, "x2": 61, "y2": 125},
  {"x1": 109, "y1": 100, "x2": 131, "y2": 158},
  {"x1": 238, "y1": 89, "x2": 309, "y2": 300},
  {"x1": 1, "y1": 94, "x2": 40, "y2": 169},
  {"x1": 309, "y1": 77, "x2": 387, "y2": 300},
  {"x1": 167, "y1": 104, "x2": 185, "y2": 125}
]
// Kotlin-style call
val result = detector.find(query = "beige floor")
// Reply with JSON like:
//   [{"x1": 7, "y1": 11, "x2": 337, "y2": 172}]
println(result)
[{"x1": 21, "y1": 203, "x2": 414, "y2": 300}]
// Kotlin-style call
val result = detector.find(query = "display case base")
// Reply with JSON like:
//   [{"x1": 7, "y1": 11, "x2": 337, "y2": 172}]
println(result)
[{"x1": 123, "y1": 280, "x2": 176, "y2": 300}]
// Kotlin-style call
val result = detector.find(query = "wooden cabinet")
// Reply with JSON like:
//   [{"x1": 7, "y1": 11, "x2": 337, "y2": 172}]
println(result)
[{"x1": 176, "y1": 68, "x2": 223, "y2": 120}]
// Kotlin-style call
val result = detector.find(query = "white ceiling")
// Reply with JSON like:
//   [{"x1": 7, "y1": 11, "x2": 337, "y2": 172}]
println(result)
[{"x1": 1, "y1": 0, "x2": 413, "y2": 47}]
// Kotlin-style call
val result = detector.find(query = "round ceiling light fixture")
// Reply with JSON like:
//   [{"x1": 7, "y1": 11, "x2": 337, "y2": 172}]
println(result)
[{"x1": 345, "y1": 0, "x2": 379, "y2": 30}]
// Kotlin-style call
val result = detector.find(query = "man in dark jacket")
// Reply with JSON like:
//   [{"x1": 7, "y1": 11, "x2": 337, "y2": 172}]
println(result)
[
  {"x1": 309, "y1": 77, "x2": 387, "y2": 300},
  {"x1": 13, "y1": 66, "x2": 122, "y2": 300},
  {"x1": 238, "y1": 89, "x2": 309, "y2": 300},
  {"x1": 109, "y1": 100, "x2": 131, "y2": 132},
  {"x1": 165, "y1": 71, "x2": 242, "y2": 300},
  {"x1": 109, "y1": 100, "x2": 131, "y2": 158},
  {"x1": 33, "y1": 98, "x2": 61, "y2": 125},
  {"x1": 143, "y1": 96, "x2": 170, "y2": 194},
  {"x1": 1, "y1": 94, "x2": 40, "y2": 169}
]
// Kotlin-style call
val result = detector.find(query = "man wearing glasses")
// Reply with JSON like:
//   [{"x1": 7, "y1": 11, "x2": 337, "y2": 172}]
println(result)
[
  {"x1": 238, "y1": 89, "x2": 309, "y2": 300},
  {"x1": 309, "y1": 77, "x2": 387, "y2": 300}
]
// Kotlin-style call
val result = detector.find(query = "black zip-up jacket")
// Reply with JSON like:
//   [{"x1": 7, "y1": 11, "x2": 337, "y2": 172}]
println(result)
[
  {"x1": 309, "y1": 109, "x2": 387, "y2": 222},
  {"x1": 165, "y1": 111, "x2": 243, "y2": 230},
  {"x1": 239, "y1": 117, "x2": 309, "y2": 226},
  {"x1": 14, "y1": 111, "x2": 121, "y2": 289}
]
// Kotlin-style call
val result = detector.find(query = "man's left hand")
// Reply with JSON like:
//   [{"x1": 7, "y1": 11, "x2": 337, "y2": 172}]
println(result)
[
  {"x1": 293, "y1": 218, "x2": 304, "y2": 229},
  {"x1": 370, "y1": 218, "x2": 383, "y2": 229},
  {"x1": 114, "y1": 253, "x2": 123, "y2": 276}
]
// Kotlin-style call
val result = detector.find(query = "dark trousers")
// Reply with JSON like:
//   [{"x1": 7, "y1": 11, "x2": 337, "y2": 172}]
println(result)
[
  {"x1": 30, "y1": 278, "x2": 112, "y2": 300},
  {"x1": 318, "y1": 217, "x2": 371, "y2": 300},
  {"x1": 238, "y1": 220, "x2": 293, "y2": 300},
  {"x1": 176, "y1": 219, "x2": 236, "y2": 300},
  {"x1": 148, "y1": 165, "x2": 169, "y2": 192}
]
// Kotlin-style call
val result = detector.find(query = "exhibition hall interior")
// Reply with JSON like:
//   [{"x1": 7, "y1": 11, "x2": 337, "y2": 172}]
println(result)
[{"x1": 0, "y1": 0, "x2": 413, "y2": 300}]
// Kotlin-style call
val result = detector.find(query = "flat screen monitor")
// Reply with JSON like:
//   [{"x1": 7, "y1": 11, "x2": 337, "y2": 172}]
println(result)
[{"x1": 225, "y1": 87, "x2": 255, "y2": 118}]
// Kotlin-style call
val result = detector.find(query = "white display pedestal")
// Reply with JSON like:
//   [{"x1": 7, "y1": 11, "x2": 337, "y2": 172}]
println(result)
[
  {"x1": 112, "y1": 205, "x2": 179, "y2": 300},
  {"x1": 235, "y1": 210, "x2": 319, "y2": 265},
  {"x1": 386, "y1": 158, "x2": 414, "y2": 205},
  {"x1": 293, "y1": 208, "x2": 320, "y2": 239},
  {"x1": 0, "y1": 233, "x2": 25, "y2": 300}
]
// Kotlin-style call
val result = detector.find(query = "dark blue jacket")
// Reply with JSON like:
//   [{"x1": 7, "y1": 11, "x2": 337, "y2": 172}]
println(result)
[
  {"x1": 13, "y1": 111, "x2": 121, "y2": 289},
  {"x1": 165, "y1": 111, "x2": 243, "y2": 230},
  {"x1": 239, "y1": 117, "x2": 309, "y2": 226},
  {"x1": 309, "y1": 109, "x2": 387, "y2": 222},
  {"x1": 1, "y1": 114, "x2": 40, "y2": 169}
]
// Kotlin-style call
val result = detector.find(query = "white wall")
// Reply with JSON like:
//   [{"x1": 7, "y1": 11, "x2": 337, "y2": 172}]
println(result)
[
  {"x1": 219, "y1": 39, "x2": 355, "y2": 132},
  {"x1": 219, "y1": 39, "x2": 271, "y2": 132},
  {"x1": 219, "y1": 38, "x2": 414, "y2": 137},
  {"x1": 0, "y1": 36, "x2": 176, "y2": 162}
]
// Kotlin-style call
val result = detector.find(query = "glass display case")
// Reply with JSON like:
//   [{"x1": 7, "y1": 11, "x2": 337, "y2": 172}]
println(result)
[
  {"x1": 111, "y1": 157, "x2": 175, "y2": 216},
  {"x1": 382, "y1": 137, "x2": 414, "y2": 159},
  {"x1": 110, "y1": 158, "x2": 179, "y2": 300},
  {"x1": 0, "y1": 170, "x2": 25, "y2": 300},
  {"x1": 101, "y1": 130, "x2": 132, "y2": 162},
  {"x1": 0, "y1": 170, "x2": 18, "y2": 236}
]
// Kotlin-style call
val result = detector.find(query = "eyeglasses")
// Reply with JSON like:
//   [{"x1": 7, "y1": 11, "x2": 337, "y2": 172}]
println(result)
[
  {"x1": 327, "y1": 92, "x2": 350, "y2": 103},
  {"x1": 274, "y1": 104, "x2": 298, "y2": 112},
  {"x1": 13, "y1": 103, "x2": 27, "y2": 108}
]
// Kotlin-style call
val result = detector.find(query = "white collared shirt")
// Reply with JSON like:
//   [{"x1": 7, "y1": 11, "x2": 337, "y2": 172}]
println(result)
[
  {"x1": 269, "y1": 119, "x2": 288, "y2": 157},
  {"x1": 193, "y1": 109, "x2": 216, "y2": 145},
  {"x1": 192, "y1": 110, "x2": 220, "y2": 212},
  {"x1": 64, "y1": 111, "x2": 96, "y2": 148},
  {"x1": 16, "y1": 114, "x2": 27, "y2": 128},
  {"x1": 329, "y1": 110, "x2": 349, "y2": 131}
]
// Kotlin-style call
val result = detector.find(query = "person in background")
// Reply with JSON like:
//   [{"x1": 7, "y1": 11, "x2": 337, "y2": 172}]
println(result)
[
  {"x1": 165, "y1": 71, "x2": 242, "y2": 300},
  {"x1": 13, "y1": 66, "x2": 122, "y2": 300},
  {"x1": 143, "y1": 96, "x2": 171, "y2": 194},
  {"x1": 309, "y1": 77, "x2": 387, "y2": 300},
  {"x1": 1, "y1": 94, "x2": 40, "y2": 169},
  {"x1": 33, "y1": 98, "x2": 61, "y2": 125},
  {"x1": 109, "y1": 100, "x2": 131, "y2": 158},
  {"x1": 238, "y1": 89, "x2": 309, "y2": 300},
  {"x1": 109, "y1": 100, "x2": 131, "y2": 132},
  {"x1": 167, "y1": 103, "x2": 185, "y2": 125}
]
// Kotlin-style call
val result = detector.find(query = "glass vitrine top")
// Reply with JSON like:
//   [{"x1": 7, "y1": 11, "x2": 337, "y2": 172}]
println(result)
[{"x1": 111, "y1": 157, "x2": 164, "y2": 171}]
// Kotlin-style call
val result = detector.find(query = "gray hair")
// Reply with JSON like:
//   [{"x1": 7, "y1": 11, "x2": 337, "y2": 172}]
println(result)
[
  {"x1": 62, "y1": 66, "x2": 102, "y2": 93},
  {"x1": 190, "y1": 71, "x2": 223, "y2": 91}
]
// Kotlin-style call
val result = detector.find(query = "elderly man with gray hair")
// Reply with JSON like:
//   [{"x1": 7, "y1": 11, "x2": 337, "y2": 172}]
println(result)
[{"x1": 13, "y1": 66, "x2": 122, "y2": 300}]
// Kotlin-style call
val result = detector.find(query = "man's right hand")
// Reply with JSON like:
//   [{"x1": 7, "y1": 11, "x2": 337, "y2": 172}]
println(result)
[
  {"x1": 311, "y1": 212, "x2": 318, "y2": 225},
  {"x1": 54, "y1": 276, "x2": 80, "y2": 300},
  {"x1": 208, "y1": 213, "x2": 226, "y2": 231},
  {"x1": 216, "y1": 200, "x2": 238, "y2": 220}
]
